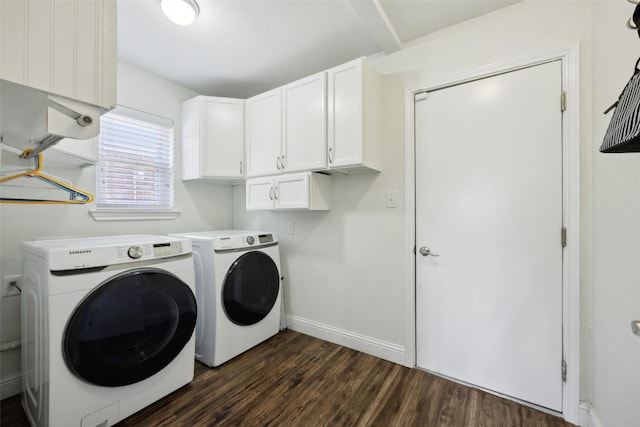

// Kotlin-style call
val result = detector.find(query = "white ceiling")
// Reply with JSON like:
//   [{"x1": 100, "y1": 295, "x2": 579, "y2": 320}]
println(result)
[{"x1": 117, "y1": 0, "x2": 521, "y2": 98}]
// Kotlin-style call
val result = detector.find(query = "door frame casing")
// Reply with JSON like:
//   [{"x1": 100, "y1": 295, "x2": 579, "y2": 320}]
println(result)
[{"x1": 403, "y1": 44, "x2": 580, "y2": 424}]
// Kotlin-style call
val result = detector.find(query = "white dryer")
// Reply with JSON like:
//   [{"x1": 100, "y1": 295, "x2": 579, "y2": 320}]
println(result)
[
  {"x1": 20, "y1": 235, "x2": 197, "y2": 427},
  {"x1": 169, "y1": 231, "x2": 282, "y2": 367}
]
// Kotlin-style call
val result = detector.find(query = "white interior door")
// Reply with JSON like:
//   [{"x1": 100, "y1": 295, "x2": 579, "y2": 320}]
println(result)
[{"x1": 415, "y1": 61, "x2": 563, "y2": 411}]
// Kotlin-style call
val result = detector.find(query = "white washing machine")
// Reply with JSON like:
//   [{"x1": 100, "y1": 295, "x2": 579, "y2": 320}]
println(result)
[
  {"x1": 20, "y1": 235, "x2": 197, "y2": 427},
  {"x1": 169, "y1": 230, "x2": 282, "y2": 367}
]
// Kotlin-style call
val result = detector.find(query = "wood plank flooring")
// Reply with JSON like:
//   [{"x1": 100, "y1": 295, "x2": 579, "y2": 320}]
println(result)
[{"x1": 1, "y1": 330, "x2": 575, "y2": 426}]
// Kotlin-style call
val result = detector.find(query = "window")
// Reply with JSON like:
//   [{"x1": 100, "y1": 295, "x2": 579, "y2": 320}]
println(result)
[{"x1": 94, "y1": 106, "x2": 176, "y2": 218}]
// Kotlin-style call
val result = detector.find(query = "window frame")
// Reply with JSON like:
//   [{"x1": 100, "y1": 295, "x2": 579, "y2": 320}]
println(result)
[{"x1": 90, "y1": 105, "x2": 180, "y2": 221}]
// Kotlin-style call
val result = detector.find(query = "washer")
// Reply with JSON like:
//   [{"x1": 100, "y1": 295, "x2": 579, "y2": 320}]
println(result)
[
  {"x1": 169, "y1": 230, "x2": 282, "y2": 367},
  {"x1": 20, "y1": 235, "x2": 197, "y2": 427}
]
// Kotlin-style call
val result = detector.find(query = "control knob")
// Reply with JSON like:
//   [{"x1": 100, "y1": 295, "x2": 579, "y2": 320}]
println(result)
[
  {"x1": 127, "y1": 246, "x2": 143, "y2": 259},
  {"x1": 246, "y1": 236, "x2": 255, "y2": 245}
]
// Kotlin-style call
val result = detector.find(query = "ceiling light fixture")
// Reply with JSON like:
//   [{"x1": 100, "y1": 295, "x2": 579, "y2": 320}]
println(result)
[{"x1": 159, "y1": 0, "x2": 200, "y2": 26}]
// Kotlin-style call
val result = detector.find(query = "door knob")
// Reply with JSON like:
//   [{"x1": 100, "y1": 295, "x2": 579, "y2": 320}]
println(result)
[{"x1": 419, "y1": 247, "x2": 439, "y2": 257}]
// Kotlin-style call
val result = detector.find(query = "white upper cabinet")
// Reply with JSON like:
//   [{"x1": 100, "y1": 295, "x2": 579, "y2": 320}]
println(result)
[
  {"x1": 327, "y1": 57, "x2": 382, "y2": 172},
  {"x1": 246, "y1": 172, "x2": 331, "y2": 211},
  {"x1": 282, "y1": 71, "x2": 327, "y2": 173},
  {"x1": 245, "y1": 88, "x2": 282, "y2": 177},
  {"x1": 182, "y1": 96, "x2": 244, "y2": 182},
  {"x1": 0, "y1": 0, "x2": 117, "y2": 110},
  {"x1": 246, "y1": 71, "x2": 327, "y2": 178}
]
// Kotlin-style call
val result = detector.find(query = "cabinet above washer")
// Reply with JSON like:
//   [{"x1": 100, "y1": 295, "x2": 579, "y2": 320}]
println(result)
[
  {"x1": 246, "y1": 172, "x2": 331, "y2": 211},
  {"x1": 327, "y1": 57, "x2": 382, "y2": 173},
  {"x1": 181, "y1": 96, "x2": 245, "y2": 183},
  {"x1": 245, "y1": 71, "x2": 327, "y2": 178},
  {"x1": 245, "y1": 57, "x2": 382, "y2": 179}
]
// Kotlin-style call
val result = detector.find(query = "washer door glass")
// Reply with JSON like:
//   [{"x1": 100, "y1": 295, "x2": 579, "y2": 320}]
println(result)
[
  {"x1": 223, "y1": 251, "x2": 279, "y2": 326},
  {"x1": 63, "y1": 268, "x2": 196, "y2": 387}
]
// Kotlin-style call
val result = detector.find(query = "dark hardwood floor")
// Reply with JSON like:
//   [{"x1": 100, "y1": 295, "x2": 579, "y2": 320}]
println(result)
[{"x1": 1, "y1": 330, "x2": 574, "y2": 426}]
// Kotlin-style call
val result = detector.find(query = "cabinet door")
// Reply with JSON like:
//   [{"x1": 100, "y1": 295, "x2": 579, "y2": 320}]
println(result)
[
  {"x1": 0, "y1": 0, "x2": 116, "y2": 109},
  {"x1": 275, "y1": 173, "x2": 309, "y2": 210},
  {"x1": 1, "y1": 0, "x2": 26, "y2": 84},
  {"x1": 282, "y1": 72, "x2": 327, "y2": 173},
  {"x1": 202, "y1": 98, "x2": 244, "y2": 178},
  {"x1": 75, "y1": 0, "x2": 99, "y2": 104},
  {"x1": 25, "y1": 0, "x2": 52, "y2": 92},
  {"x1": 327, "y1": 59, "x2": 364, "y2": 168},
  {"x1": 246, "y1": 177, "x2": 275, "y2": 210},
  {"x1": 246, "y1": 88, "x2": 282, "y2": 177}
]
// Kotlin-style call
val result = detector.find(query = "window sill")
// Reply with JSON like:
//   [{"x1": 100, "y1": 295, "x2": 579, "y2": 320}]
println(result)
[{"x1": 89, "y1": 209, "x2": 181, "y2": 221}]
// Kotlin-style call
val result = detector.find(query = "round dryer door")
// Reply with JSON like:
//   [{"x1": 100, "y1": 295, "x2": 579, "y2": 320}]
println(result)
[
  {"x1": 223, "y1": 251, "x2": 279, "y2": 326},
  {"x1": 63, "y1": 268, "x2": 197, "y2": 387}
]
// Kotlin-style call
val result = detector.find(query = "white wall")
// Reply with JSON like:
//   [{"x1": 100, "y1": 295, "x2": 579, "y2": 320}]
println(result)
[
  {"x1": 0, "y1": 61, "x2": 234, "y2": 397},
  {"x1": 590, "y1": 2, "x2": 640, "y2": 425}
]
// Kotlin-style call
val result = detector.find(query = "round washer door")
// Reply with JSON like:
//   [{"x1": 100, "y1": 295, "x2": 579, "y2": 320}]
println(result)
[
  {"x1": 63, "y1": 268, "x2": 197, "y2": 387},
  {"x1": 223, "y1": 251, "x2": 279, "y2": 326}
]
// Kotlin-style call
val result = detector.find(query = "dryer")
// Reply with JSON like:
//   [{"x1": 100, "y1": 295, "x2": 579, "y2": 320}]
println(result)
[
  {"x1": 20, "y1": 235, "x2": 197, "y2": 427},
  {"x1": 169, "y1": 231, "x2": 282, "y2": 367}
]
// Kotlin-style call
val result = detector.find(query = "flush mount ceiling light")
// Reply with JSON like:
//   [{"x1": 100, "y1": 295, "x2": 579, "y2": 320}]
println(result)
[{"x1": 159, "y1": 0, "x2": 200, "y2": 26}]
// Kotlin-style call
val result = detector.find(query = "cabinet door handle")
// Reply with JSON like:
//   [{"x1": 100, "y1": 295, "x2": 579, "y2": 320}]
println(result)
[
  {"x1": 328, "y1": 147, "x2": 334, "y2": 163},
  {"x1": 281, "y1": 155, "x2": 286, "y2": 170},
  {"x1": 269, "y1": 187, "x2": 274, "y2": 200},
  {"x1": 239, "y1": 161, "x2": 243, "y2": 174},
  {"x1": 276, "y1": 156, "x2": 281, "y2": 171},
  {"x1": 274, "y1": 186, "x2": 279, "y2": 200}
]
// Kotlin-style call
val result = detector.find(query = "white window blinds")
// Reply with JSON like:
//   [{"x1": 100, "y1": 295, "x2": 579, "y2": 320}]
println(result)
[{"x1": 97, "y1": 106, "x2": 174, "y2": 210}]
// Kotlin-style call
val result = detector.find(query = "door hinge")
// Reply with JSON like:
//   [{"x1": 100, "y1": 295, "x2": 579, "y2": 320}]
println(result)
[
  {"x1": 561, "y1": 91, "x2": 567, "y2": 112},
  {"x1": 561, "y1": 360, "x2": 567, "y2": 382},
  {"x1": 561, "y1": 227, "x2": 567, "y2": 248}
]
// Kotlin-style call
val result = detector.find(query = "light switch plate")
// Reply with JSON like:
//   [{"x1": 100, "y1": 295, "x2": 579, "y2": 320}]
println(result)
[{"x1": 386, "y1": 191, "x2": 400, "y2": 208}]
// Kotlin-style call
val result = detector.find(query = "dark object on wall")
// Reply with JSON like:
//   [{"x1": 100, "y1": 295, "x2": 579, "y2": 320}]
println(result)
[
  {"x1": 627, "y1": 0, "x2": 640, "y2": 35},
  {"x1": 600, "y1": 58, "x2": 640, "y2": 153},
  {"x1": 600, "y1": 2, "x2": 640, "y2": 153}
]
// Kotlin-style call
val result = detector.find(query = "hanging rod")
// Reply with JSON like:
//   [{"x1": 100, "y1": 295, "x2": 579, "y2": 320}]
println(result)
[{"x1": 21, "y1": 135, "x2": 65, "y2": 159}]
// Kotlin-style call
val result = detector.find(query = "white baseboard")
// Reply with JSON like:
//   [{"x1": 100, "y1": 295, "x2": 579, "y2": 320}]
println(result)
[
  {"x1": 579, "y1": 402, "x2": 604, "y2": 427},
  {"x1": 0, "y1": 373, "x2": 22, "y2": 400},
  {"x1": 285, "y1": 315, "x2": 406, "y2": 365}
]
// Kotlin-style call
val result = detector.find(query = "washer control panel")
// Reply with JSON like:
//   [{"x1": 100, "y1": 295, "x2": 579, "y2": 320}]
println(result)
[
  {"x1": 127, "y1": 246, "x2": 144, "y2": 259},
  {"x1": 38, "y1": 235, "x2": 192, "y2": 271},
  {"x1": 152, "y1": 241, "x2": 184, "y2": 257}
]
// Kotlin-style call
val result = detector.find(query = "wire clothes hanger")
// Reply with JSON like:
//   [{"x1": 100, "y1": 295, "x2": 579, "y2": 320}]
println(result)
[{"x1": 0, "y1": 147, "x2": 94, "y2": 204}]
